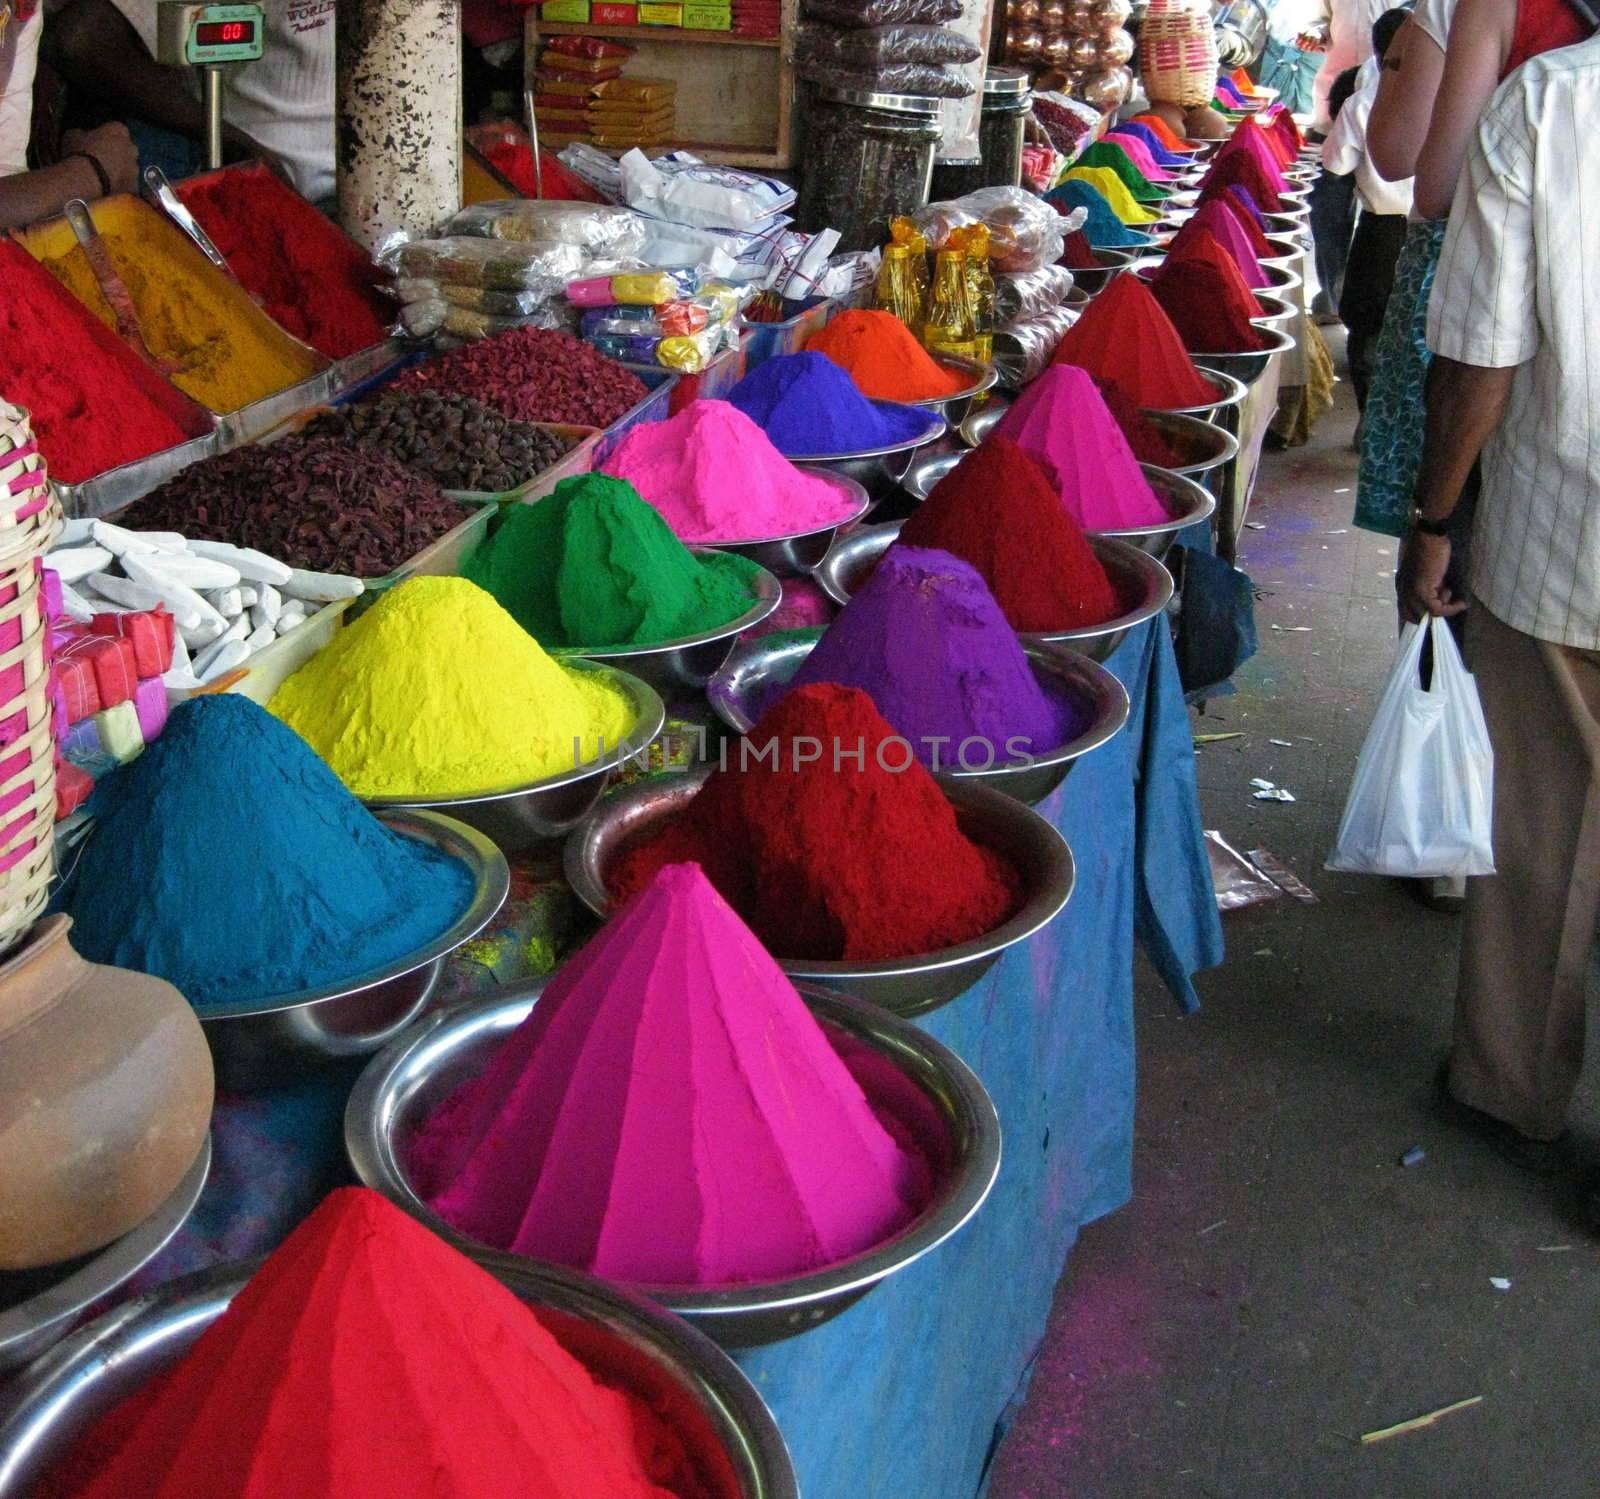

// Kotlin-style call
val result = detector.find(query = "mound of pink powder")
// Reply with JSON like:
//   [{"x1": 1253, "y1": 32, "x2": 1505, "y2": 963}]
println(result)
[
  {"x1": 1168, "y1": 199, "x2": 1269, "y2": 288},
  {"x1": 600, "y1": 398, "x2": 863, "y2": 542},
  {"x1": 991, "y1": 364, "x2": 1171, "y2": 529},
  {"x1": 410, "y1": 861, "x2": 934, "y2": 1286}
]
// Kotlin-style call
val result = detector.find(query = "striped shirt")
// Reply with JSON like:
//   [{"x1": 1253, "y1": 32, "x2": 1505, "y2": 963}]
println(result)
[{"x1": 1427, "y1": 33, "x2": 1600, "y2": 649}]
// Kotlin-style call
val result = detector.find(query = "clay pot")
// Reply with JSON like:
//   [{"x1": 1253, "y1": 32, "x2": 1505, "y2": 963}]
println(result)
[
  {"x1": 1147, "y1": 98, "x2": 1190, "y2": 134},
  {"x1": 0, "y1": 916, "x2": 213, "y2": 1269},
  {"x1": 1185, "y1": 103, "x2": 1232, "y2": 138}
]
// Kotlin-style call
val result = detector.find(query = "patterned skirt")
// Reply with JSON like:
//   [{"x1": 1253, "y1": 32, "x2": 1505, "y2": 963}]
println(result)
[{"x1": 1354, "y1": 218, "x2": 1449, "y2": 537}]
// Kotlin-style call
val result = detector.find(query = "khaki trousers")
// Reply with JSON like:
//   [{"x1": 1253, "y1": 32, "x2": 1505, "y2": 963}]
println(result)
[{"x1": 1448, "y1": 601, "x2": 1600, "y2": 1140}]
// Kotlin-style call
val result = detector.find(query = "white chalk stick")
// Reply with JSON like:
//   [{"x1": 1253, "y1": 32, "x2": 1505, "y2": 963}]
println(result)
[
  {"x1": 163, "y1": 669, "x2": 205, "y2": 697},
  {"x1": 58, "y1": 582, "x2": 98, "y2": 623},
  {"x1": 283, "y1": 568, "x2": 363, "y2": 603},
  {"x1": 47, "y1": 546, "x2": 114, "y2": 584},
  {"x1": 169, "y1": 630, "x2": 192, "y2": 672},
  {"x1": 91, "y1": 519, "x2": 165, "y2": 557},
  {"x1": 198, "y1": 639, "x2": 250, "y2": 683},
  {"x1": 192, "y1": 619, "x2": 248, "y2": 675},
  {"x1": 256, "y1": 583, "x2": 281, "y2": 623},
  {"x1": 58, "y1": 518, "x2": 96, "y2": 546},
  {"x1": 238, "y1": 586, "x2": 258, "y2": 608},
  {"x1": 179, "y1": 616, "x2": 226, "y2": 649},
  {"x1": 185, "y1": 540, "x2": 293, "y2": 586},
  {"x1": 244, "y1": 623, "x2": 277, "y2": 653},
  {"x1": 85, "y1": 570, "x2": 183, "y2": 621},
  {"x1": 128, "y1": 551, "x2": 240, "y2": 592},
  {"x1": 121, "y1": 555, "x2": 229, "y2": 635},
  {"x1": 208, "y1": 587, "x2": 244, "y2": 618}
]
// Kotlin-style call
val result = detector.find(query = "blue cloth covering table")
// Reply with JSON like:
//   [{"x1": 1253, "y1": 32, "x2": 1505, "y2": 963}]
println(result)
[{"x1": 61, "y1": 617, "x2": 1222, "y2": 1497}]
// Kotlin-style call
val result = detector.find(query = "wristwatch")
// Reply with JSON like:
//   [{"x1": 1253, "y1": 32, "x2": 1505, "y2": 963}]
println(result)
[{"x1": 1409, "y1": 508, "x2": 1452, "y2": 537}]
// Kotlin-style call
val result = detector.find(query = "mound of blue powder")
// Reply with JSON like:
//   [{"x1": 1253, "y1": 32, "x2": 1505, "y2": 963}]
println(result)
[
  {"x1": 1045, "y1": 180, "x2": 1154, "y2": 249},
  {"x1": 727, "y1": 352, "x2": 936, "y2": 456},
  {"x1": 62, "y1": 695, "x2": 476, "y2": 1009}
]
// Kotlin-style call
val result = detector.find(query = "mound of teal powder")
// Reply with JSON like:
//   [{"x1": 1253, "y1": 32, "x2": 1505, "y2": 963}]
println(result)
[
  {"x1": 62, "y1": 695, "x2": 476, "y2": 1010},
  {"x1": 1046, "y1": 180, "x2": 1154, "y2": 249}
]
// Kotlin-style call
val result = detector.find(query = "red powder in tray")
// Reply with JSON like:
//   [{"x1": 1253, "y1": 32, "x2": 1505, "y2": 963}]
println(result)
[
  {"x1": 177, "y1": 165, "x2": 389, "y2": 359},
  {"x1": 610, "y1": 683, "x2": 1020, "y2": 961},
  {"x1": 35, "y1": 1188, "x2": 700, "y2": 1499},
  {"x1": 1148, "y1": 230, "x2": 1266, "y2": 353},
  {"x1": 897, "y1": 434, "x2": 1123, "y2": 632},
  {"x1": 1051, "y1": 272, "x2": 1221, "y2": 409},
  {"x1": 481, "y1": 138, "x2": 609, "y2": 202},
  {"x1": 1198, "y1": 151, "x2": 1283, "y2": 214},
  {"x1": 0, "y1": 239, "x2": 193, "y2": 483},
  {"x1": 1096, "y1": 381, "x2": 1182, "y2": 467}
]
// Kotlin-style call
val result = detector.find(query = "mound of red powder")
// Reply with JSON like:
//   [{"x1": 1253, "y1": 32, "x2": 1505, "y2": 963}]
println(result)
[
  {"x1": 177, "y1": 165, "x2": 389, "y2": 359},
  {"x1": 897, "y1": 434, "x2": 1123, "y2": 632},
  {"x1": 36, "y1": 1188, "x2": 700, "y2": 1499},
  {"x1": 0, "y1": 239, "x2": 192, "y2": 483},
  {"x1": 1198, "y1": 151, "x2": 1283, "y2": 214},
  {"x1": 1060, "y1": 228, "x2": 1098, "y2": 270},
  {"x1": 481, "y1": 139, "x2": 607, "y2": 202},
  {"x1": 1096, "y1": 381, "x2": 1181, "y2": 467},
  {"x1": 1147, "y1": 230, "x2": 1266, "y2": 353},
  {"x1": 609, "y1": 683, "x2": 1021, "y2": 961},
  {"x1": 1051, "y1": 273, "x2": 1221, "y2": 409}
]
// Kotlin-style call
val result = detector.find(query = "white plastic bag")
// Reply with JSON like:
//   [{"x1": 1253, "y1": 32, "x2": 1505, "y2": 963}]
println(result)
[{"x1": 1326, "y1": 617, "x2": 1496, "y2": 877}]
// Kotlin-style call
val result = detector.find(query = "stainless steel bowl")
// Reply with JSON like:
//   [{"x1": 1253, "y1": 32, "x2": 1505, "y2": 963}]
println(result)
[
  {"x1": 1184, "y1": 318, "x2": 1296, "y2": 386},
  {"x1": 1070, "y1": 247, "x2": 1138, "y2": 297},
  {"x1": 1251, "y1": 291, "x2": 1298, "y2": 331},
  {"x1": 705, "y1": 468, "x2": 873, "y2": 577},
  {"x1": 1128, "y1": 363, "x2": 1250, "y2": 426},
  {"x1": 706, "y1": 630, "x2": 1129, "y2": 805},
  {"x1": 958, "y1": 399, "x2": 1008, "y2": 448},
  {"x1": 563, "y1": 770, "x2": 1076, "y2": 1016},
  {"x1": 365, "y1": 662, "x2": 666, "y2": 852},
  {"x1": 813, "y1": 522, "x2": 1174, "y2": 662},
  {"x1": 1141, "y1": 409, "x2": 1240, "y2": 496},
  {"x1": 909, "y1": 356, "x2": 998, "y2": 428},
  {"x1": 554, "y1": 556, "x2": 783, "y2": 695},
  {"x1": 783, "y1": 411, "x2": 948, "y2": 496},
  {"x1": 196, "y1": 810, "x2": 510, "y2": 1090},
  {"x1": 901, "y1": 448, "x2": 963, "y2": 502},
  {"x1": 344, "y1": 981, "x2": 1003, "y2": 1346},
  {"x1": 1261, "y1": 261, "x2": 1303, "y2": 300},
  {"x1": 1105, "y1": 464, "x2": 1217, "y2": 559},
  {"x1": 0, "y1": 1248, "x2": 797, "y2": 1499},
  {"x1": 1259, "y1": 234, "x2": 1305, "y2": 274},
  {"x1": 0, "y1": 1139, "x2": 210, "y2": 1375}
]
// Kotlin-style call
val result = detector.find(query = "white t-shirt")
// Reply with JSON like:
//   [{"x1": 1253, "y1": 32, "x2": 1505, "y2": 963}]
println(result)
[
  {"x1": 110, "y1": 0, "x2": 335, "y2": 203},
  {"x1": 1322, "y1": 65, "x2": 1415, "y2": 215},
  {"x1": 0, "y1": 5, "x2": 43, "y2": 177},
  {"x1": 1412, "y1": 0, "x2": 1461, "y2": 51}
]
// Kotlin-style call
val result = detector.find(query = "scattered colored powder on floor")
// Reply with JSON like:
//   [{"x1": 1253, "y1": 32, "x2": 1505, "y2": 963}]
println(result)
[
  {"x1": 785, "y1": 545, "x2": 1081, "y2": 760},
  {"x1": 1198, "y1": 151, "x2": 1283, "y2": 213},
  {"x1": 1047, "y1": 179, "x2": 1153, "y2": 248},
  {"x1": 600, "y1": 399, "x2": 862, "y2": 542},
  {"x1": 1169, "y1": 199, "x2": 1269, "y2": 287},
  {"x1": 269, "y1": 576, "x2": 637, "y2": 797},
  {"x1": 1074, "y1": 141, "x2": 1173, "y2": 202},
  {"x1": 726, "y1": 351, "x2": 936, "y2": 456},
  {"x1": 1131, "y1": 113, "x2": 1197, "y2": 151},
  {"x1": 59, "y1": 696, "x2": 474, "y2": 1008},
  {"x1": 992, "y1": 365, "x2": 1169, "y2": 529},
  {"x1": 610, "y1": 683, "x2": 1021, "y2": 960},
  {"x1": 34, "y1": 205, "x2": 320, "y2": 413},
  {"x1": 807, "y1": 308, "x2": 970, "y2": 400},
  {"x1": 897, "y1": 435, "x2": 1122, "y2": 632},
  {"x1": 1063, "y1": 166, "x2": 1162, "y2": 223},
  {"x1": 176, "y1": 167, "x2": 389, "y2": 359},
  {"x1": 35, "y1": 1189, "x2": 697, "y2": 1499},
  {"x1": 464, "y1": 473, "x2": 761, "y2": 648},
  {"x1": 1108, "y1": 121, "x2": 1192, "y2": 168},
  {"x1": 1148, "y1": 231, "x2": 1267, "y2": 353},
  {"x1": 1051, "y1": 273, "x2": 1222, "y2": 409},
  {"x1": 413, "y1": 863, "x2": 933, "y2": 1284},
  {"x1": 1060, "y1": 228, "x2": 1099, "y2": 269},
  {"x1": 1096, "y1": 381, "x2": 1182, "y2": 467},
  {"x1": 0, "y1": 239, "x2": 190, "y2": 483}
]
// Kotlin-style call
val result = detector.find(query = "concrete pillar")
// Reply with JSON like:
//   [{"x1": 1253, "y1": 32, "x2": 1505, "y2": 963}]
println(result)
[{"x1": 337, "y1": 0, "x2": 462, "y2": 251}]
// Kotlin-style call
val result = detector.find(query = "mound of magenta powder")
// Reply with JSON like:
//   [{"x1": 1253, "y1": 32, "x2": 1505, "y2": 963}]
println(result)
[
  {"x1": 412, "y1": 862, "x2": 933, "y2": 1285},
  {"x1": 726, "y1": 351, "x2": 937, "y2": 456},
  {"x1": 784, "y1": 545, "x2": 1082, "y2": 763},
  {"x1": 59, "y1": 695, "x2": 475, "y2": 1009}
]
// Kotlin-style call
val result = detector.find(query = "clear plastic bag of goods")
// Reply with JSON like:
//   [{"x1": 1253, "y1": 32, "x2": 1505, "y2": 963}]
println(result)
[
  {"x1": 991, "y1": 302, "x2": 1079, "y2": 385},
  {"x1": 795, "y1": 59, "x2": 976, "y2": 94},
  {"x1": 442, "y1": 200, "x2": 648, "y2": 255},
  {"x1": 802, "y1": 0, "x2": 962, "y2": 25},
  {"x1": 396, "y1": 277, "x2": 567, "y2": 315},
  {"x1": 792, "y1": 20, "x2": 982, "y2": 65},
  {"x1": 392, "y1": 238, "x2": 587, "y2": 289},
  {"x1": 439, "y1": 302, "x2": 578, "y2": 341},
  {"x1": 911, "y1": 186, "x2": 1068, "y2": 271},
  {"x1": 993, "y1": 265, "x2": 1076, "y2": 323},
  {"x1": 1326, "y1": 617, "x2": 1496, "y2": 877}
]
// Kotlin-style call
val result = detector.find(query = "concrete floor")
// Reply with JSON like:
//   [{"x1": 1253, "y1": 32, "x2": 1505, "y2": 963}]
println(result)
[{"x1": 988, "y1": 357, "x2": 1600, "y2": 1499}]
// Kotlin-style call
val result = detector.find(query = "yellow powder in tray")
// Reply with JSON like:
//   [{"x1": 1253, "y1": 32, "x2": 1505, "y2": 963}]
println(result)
[
  {"x1": 36, "y1": 206, "x2": 320, "y2": 413},
  {"x1": 269, "y1": 576, "x2": 639, "y2": 798}
]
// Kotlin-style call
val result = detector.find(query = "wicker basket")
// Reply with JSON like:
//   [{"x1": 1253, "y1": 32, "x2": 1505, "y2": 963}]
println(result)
[
  {"x1": 1139, "y1": 0, "x2": 1220, "y2": 109},
  {"x1": 0, "y1": 404, "x2": 63, "y2": 956}
]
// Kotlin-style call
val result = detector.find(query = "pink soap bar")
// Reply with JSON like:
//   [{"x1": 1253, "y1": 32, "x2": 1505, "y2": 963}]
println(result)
[
  {"x1": 90, "y1": 609, "x2": 175, "y2": 676},
  {"x1": 133, "y1": 676, "x2": 168, "y2": 742}
]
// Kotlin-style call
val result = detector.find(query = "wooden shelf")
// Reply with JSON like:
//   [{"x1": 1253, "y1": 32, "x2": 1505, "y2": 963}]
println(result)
[{"x1": 537, "y1": 21, "x2": 781, "y2": 45}]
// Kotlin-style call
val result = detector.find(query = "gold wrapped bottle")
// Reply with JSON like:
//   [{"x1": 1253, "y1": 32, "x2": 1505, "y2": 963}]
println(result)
[
  {"x1": 875, "y1": 243, "x2": 924, "y2": 326},
  {"x1": 889, "y1": 215, "x2": 931, "y2": 315},
  {"x1": 961, "y1": 224, "x2": 997, "y2": 366},
  {"x1": 922, "y1": 248, "x2": 977, "y2": 362}
]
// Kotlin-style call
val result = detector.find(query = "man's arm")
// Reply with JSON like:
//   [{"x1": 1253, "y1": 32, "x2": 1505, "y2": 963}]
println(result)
[
  {"x1": 1367, "y1": 18, "x2": 1447, "y2": 181},
  {"x1": 1398, "y1": 357, "x2": 1517, "y2": 621},
  {"x1": 0, "y1": 121, "x2": 140, "y2": 230}
]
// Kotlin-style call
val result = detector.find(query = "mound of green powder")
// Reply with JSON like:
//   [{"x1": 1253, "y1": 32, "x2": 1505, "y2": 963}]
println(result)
[{"x1": 465, "y1": 473, "x2": 763, "y2": 649}]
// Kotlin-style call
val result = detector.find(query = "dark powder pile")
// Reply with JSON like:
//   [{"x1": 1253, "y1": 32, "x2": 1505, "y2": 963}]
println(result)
[{"x1": 121, "y1": 435, "x2": 471, "y2": 576}]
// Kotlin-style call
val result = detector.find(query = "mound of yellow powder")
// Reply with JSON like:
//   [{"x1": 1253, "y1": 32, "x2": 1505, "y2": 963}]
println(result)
[{"x1": 269, "y1": 577, "x2": 638, "y2": 797}]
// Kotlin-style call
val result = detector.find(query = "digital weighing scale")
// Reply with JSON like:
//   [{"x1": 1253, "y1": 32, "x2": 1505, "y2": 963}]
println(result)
[{"x1": 154, "y1": 3, "x2": 265, "y2": 170}]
